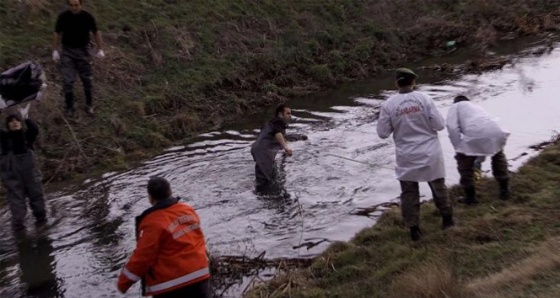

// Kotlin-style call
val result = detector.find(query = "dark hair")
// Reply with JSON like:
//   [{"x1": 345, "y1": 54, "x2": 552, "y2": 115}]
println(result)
[
  {"x1": 396, "y1": 76, "x2": 415, "y2": 87},
  {"x1": 147, "y1": 177, "x2": 172, "y2": 201},
  {"x1": 6, "y1": 113, "x2": 23, "y2": 129},
  {"x1": 68, "y1": 0, "x2": 83, "y2": 5},
  {"x1": 454, "y1": 95, "x2": 470, "y2": 103},
  {"x1": 275, "y1": 104, "x2": 289, "y2": 117}
]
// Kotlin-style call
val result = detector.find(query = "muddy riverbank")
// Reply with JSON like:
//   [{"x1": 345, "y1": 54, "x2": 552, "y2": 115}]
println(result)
[
  {"x1": 1, "y1": 38, "x2": 559, "y2": 297},
  {"x1": 1, "y1": 1, "x2": 559, "y2": 181}
]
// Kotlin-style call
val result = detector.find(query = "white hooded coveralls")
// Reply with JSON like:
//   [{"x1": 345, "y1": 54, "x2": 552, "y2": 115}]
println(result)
[
  {"x1": 446, "y1": 101, "x2": 509, "y2": 156},
  {"x1": 377, "y1": 91, "x2": 446, "y2": 182}
]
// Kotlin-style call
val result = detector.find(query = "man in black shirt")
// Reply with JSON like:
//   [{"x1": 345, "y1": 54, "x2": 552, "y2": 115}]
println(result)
[
  {"x1": 251, "y1": 104, "x2": 293, "y2": 189},
  {"x1": 52, "y1": 0, "x2": 104, "y2": 116}
]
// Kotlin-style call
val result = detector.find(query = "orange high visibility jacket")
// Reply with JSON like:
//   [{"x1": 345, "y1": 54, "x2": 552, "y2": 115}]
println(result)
[{"x1": 117, "y1": 197, "x2": 210, "y2": 296}]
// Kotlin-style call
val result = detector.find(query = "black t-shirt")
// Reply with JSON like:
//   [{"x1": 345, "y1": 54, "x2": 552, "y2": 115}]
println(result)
[
  {"x1": 55, "y1": 10, "x2": 98, "y2": 48},
  {"x1": 268, "y1": 118, "x2": 287, "y2": 136}
]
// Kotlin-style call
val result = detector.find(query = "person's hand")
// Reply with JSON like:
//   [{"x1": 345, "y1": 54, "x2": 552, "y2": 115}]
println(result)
[
  {"x1": 96, "y1": 49, "x2": 105, "y2": 58},
  {"x1": 284, "y1": 147, "x2": 293, "y2": 156},
  {"x1": 17, "y1": 103, "x2": 31, "y2": 120},
  {"x1": 52, "y1": 50, "x2": 60, "y2": 62}
]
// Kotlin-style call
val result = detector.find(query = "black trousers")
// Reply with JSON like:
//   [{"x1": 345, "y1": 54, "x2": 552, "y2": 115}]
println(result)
[{"x1": 154, "y1": 279, "x2": 211, "y2": 298}]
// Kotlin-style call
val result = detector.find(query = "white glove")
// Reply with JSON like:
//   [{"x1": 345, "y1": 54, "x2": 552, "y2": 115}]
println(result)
[
  {"x1": 52, "y1": 50, "x2": 60, "y2": 62},
  {"x1": 96, "y1": 49, "x2": 105, "y2": 58},
  {"x1": 18, "y1": 103, "x2": 31, "y2": 120}
]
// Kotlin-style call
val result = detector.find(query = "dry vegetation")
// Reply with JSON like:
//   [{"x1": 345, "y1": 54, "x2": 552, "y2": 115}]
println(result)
[
  {"x1": 0, "y1": 0, "x2": 558, "y2": 182},
  {"x1": 247, "y1": 141, "x2": 560, "y2": 297}
]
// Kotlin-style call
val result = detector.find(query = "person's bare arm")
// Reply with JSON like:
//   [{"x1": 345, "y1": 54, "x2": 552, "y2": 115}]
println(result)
[
  {"x1": 94, "y1": 31, "x2": 103, "y2": 50},
  {"x1": 275, "y1": 132, "x2": 293, "y2": 156},
  {"x1": 52, "y1": 32, "x2": 60, "y2": 51}
]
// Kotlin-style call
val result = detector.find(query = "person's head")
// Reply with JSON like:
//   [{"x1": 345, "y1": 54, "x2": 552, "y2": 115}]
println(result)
[
  {"x1": 6, "y1": 114, "x2": 23, "y2": 131},
  {"x1": 275, "y1": 104, "x2": 292, "y2": 122},
  {"x1": 68, "y1": 0, "x2": 83, "y2": 14},
  {"x1": 395, "y1": 68, "x2": 418, "y2": 89},
  {"x1": 147, "y1": 177, "x2": 172, "y2": 205},
  {"x1": 453, "y1": 95, "x2": 470, "y2": 103}
]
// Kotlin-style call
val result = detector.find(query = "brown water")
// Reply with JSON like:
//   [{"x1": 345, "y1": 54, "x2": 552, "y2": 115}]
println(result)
[{"x1": 0, "y1": 38, "x2": 559, "y2": 298}]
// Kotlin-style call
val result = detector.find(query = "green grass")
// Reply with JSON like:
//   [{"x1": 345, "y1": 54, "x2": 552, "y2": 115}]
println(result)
[
  {"x1": 247, "y1": 143, "x2": 560, "y2": 297},
  {"x1": 0, "y1": 0, "x2": 558, "y2": 181}
]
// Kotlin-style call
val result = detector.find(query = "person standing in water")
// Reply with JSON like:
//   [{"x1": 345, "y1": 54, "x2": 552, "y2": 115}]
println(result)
[
  {"x1": 251, "y1": 104, "x2": 293, "y2": 190},
  {"x1": 0, "y1": 104, "x2": 47, "y2": 232}
]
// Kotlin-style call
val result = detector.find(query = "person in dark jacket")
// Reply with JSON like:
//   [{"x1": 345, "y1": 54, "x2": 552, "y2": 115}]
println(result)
[
  {"x1": 251, "y1": 104, "x2": 293, "y2": 189},
  {"x1": 0, "y1": 106, "x2": 47, "y2": 231}
]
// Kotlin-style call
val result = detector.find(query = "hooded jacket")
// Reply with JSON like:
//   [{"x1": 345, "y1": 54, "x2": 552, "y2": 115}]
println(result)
[{"x1": 0, "y1": 114, "x2": 38, "y2": 155}]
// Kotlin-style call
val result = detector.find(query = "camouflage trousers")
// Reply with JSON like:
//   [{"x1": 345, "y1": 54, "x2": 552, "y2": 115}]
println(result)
[
  {"x1": 455, "y1": 151, "x2": 509, "y2": 188},
  {"x1": 399, "y1": 178, "x2": 453, "y2": 228}
]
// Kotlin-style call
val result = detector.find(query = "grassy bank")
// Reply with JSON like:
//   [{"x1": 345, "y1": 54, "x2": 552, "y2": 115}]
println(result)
[
  {"x1": 0, "y1": 0, "x2": 559, "y2": 181},
  {"x1": 247, "y1": 142, "x2": 560, "y2": 298}
]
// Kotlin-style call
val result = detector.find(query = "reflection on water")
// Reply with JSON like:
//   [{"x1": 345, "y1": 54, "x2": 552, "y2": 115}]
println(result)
[{"x1": 0, "y1": 40, "x2": 559, "y2": 297}]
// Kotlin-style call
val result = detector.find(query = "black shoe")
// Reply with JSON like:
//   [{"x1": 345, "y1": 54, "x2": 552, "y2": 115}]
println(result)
[
  {"x1": 64, "y1": 107, "x2": 75, "y2": 117},
  {"x1": 12, "y1": 223, "x2": 25, "y2": 232},
  {"x1": 85, "y1": 105, "x2": 94, "y2": 116},
  {"x1": 499, "y1": 180, "x2": 510, "y2": 200},
  {"x1": 458, "y1": 187, "x2": 479, "y2": 205},
  {"x1": 35, "y1": 217, "x2": 48, "y2": 226},
  {"x1": 442, "y1": 215, "x2": 455, "y2": 230},
  {"x1": 410, "y1": 226, "x2": 422, "y2": 241}
]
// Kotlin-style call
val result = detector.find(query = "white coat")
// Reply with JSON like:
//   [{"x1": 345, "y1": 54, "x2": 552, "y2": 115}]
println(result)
[
  {"x1": 446, "y1": 101, "x2": 509, "y2": 156},
  {"x1": 377, "y1": 91, "x2": 446, "y2": 182}
]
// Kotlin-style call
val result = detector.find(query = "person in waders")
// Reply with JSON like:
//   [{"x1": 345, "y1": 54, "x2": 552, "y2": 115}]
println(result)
[
  {"x1": 446, "y1": 95, "x2": 511, "y2": 204},
  {"x1": 377, "y1": 68, "x2": 454, "y2": 241},
  {"x1": 251, "y1": 104, "x2": 293, "y2": 191},
  {"x1": 52, "y1": 0, "x2": 105, "y2": 116},
  {"x1": 0, "y1": 104, "x2": 47, "y2": 232},
  {"x1": 117, "y1": 177, "x2": 211, "y2": 298}
]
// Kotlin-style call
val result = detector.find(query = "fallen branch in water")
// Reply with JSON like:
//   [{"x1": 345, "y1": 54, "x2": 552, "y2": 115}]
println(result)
[
  {"x1": 351, "y1": 202, "x2": 400, "y2": 217},
  {"x1": 293, "y1": 238, "x2": 332, "y2": 250},
  {"x1": 210, "y1": 252, "x2": 313, "y2": 296}
]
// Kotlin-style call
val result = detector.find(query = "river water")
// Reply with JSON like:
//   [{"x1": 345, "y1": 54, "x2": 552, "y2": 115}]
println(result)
[{"x1": 0, "y1": 39, "x2": 559, "y2": 298}]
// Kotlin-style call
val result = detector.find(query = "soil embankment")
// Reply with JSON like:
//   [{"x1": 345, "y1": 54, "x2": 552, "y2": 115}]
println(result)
[{"x1": 0, "y1": 0, "x2": 559, "y2": 181}]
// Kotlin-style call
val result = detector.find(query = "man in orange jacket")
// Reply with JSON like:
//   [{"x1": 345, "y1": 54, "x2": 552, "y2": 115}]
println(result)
[{"x1": 117, "y1": 177, "x2": 211, "y2": 297}]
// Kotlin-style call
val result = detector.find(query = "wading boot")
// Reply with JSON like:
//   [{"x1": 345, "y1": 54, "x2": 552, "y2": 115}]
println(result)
[
  {"x1": 442, "y1": 215, "x2": 455, "y2": 230},
  {"x1": 499, "y1": 179, "x2": 511, "y2": 200},
  {"x1": 458, "y1": 186, "x2": 479, "y2": 205},
  {"x1": 410, "y1": 226, "x2": 422, "y2": 241}
]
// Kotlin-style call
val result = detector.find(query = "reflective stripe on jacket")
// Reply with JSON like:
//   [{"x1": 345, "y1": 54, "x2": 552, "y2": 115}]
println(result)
[{"x1": 117, "y1": 197, "x2": 210, "y2": 296}]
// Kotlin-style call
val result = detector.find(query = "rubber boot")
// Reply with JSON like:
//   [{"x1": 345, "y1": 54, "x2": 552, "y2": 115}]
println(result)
[
  {"x1": 499, "y1": 179, "x2": 511, "y2": 200},
  {"x1": 410, "y1": 226, "x2": 422, "y2": 241},
  {"x1": 64, "y1": 92, "x2": 75, "y2": 117},
  {"x1": 459, "y1": 187, "x2": 479, "y2": 205},
  {"x1": 442, "y1": 215, "x2": 455, "y2": 230}
]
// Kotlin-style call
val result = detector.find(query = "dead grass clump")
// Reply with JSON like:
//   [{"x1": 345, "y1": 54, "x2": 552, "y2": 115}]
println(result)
[
  {"x1": 167, "y1": 114, "x2": 200, "y2": 138},
  {"x1": 390, "y1": 261, "x2": 469, "y2": 298},
  {"x1": 109, "y1": 114, "x2": 127, "y2": 136},
  {"x1": 125, "y1": 101, "x2": 146, "y2": 117},
  {"x1": 450, "y1": 215, "x2": 500, "y2": 245},
  {"x1": 23, "y1": 0, "x2": 49, "y2": 15},
  {"x1": 467, "y1": 238, "x2": 560, "y2": 296}
]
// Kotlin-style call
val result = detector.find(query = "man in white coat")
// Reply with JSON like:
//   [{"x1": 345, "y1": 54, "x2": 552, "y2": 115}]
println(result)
[
  {"x1": 377, "y1": 68, "x2": 454, "y2": 241},
  {"x1": 446, "y1": 95, "x2": 511, "y2": 204}
]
